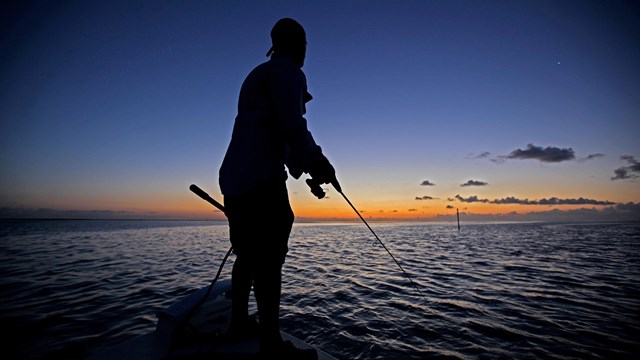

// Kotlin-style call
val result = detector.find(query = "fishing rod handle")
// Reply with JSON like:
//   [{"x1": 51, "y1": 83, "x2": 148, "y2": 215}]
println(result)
[{"x1": 189, "y1": 184, "x2": 226, "y2": 213}]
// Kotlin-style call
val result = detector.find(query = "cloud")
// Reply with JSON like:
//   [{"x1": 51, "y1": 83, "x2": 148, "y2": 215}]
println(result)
[
  {"x1": 535, "y1": 197, "x2": 616, "y2": 206},
  {"x1": 611, "y1": 155, "x2": 640, "y2": 180},
  {"x1": 612, "y1": 168, "x2": 631, "y2": 180},
  {"x1": 455, "y1": 195, "x2": 489, "y2": 203},
  {"x1": 420, "y1": 180, "x2": 435, "y2": 186},
  {"x1": 454, "y1": 195, "x2": 615, "y2": 206},
  {"x1": 490, "y1": 156, "x2": 506, "y2": 164},
  {"x1": 583, "y1": 153, "x2": 605, "y2": 160},
  {"x1": 460, "y1": 180, "x2": 488, "y2": 187},
  {"x1": 613, "y1": 202, "x2": 640, "y2": 213},
  {"x1": 506, "y1": 144, "x2": 575, "y2": 163},
  {"x1": 467, "y1": 151, "x2": 491, "y2": 160},
  {"x1": 415, "y1": 195, "x2": 437, "y2": 200},
  {"x1": 431, "y1": 203, "x2": 640, "y2": 222},
  {"x1": 446, "y1": 205, "x2": 455, "y2": 209},
  {"x1": 489, "y1": 196, "x2": 530, "y2": 204},
  {"x1": 408, "y1": 208, "x2": 417, "y2": 212}
]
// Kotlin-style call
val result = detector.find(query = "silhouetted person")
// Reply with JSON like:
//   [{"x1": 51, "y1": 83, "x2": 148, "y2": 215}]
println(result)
[{"x1": 219, "y1": 18, "x2": 340, "y2": 359}]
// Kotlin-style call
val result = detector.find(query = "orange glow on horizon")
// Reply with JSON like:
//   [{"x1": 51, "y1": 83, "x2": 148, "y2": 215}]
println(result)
[{"x1": 63, "y1": 186, "x2": 629, "y2": 221}]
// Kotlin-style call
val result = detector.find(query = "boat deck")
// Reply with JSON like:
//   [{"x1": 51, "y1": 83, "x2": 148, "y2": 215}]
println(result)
[{"x1": 89, "y1": 279, "x2": 337, "y2": 359}]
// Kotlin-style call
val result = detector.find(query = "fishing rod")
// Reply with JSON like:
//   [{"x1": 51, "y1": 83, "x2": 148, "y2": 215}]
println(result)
[
  {"x1": 161, "y1": 185, "x2": 232, "y2": 357},
  {"x1": 189, "y1": 184, "x2": 233, "y2": 294},
  {"x1": 191, "y1": 182, "x2": 428, "y2": 304},
  {"x1": 189, "y1": 184, "x2": 226, "y2": 214},
  {"x1": 184, "y1": 185, "x2": 232, "y2": 320},
  {"x1": 306, "y1": 179, "x2": 429, "y2": 305}
]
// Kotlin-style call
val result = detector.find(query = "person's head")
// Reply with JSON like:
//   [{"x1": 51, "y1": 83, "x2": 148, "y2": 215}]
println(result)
[{"x1": 266, "y1": 18, "x2": 306, "y2": 68}]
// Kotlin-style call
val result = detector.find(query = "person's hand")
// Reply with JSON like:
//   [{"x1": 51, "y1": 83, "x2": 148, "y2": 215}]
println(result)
[{"x1": 308, "y1": 156, "x2": 341, "y2": 192}]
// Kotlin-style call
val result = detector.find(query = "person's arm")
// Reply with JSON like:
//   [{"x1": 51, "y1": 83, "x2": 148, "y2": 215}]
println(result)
[
  {"x1": 270, "y1": 64, "x2": 340, "y2": 190},
  {"x1": 270, "y1": 66, "x2": 321, "y2": 162}
]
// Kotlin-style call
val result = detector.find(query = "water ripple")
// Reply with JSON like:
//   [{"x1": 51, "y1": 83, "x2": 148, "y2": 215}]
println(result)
[{"x1": 1, "y1": 221, "x2": 639, "y2": 359}]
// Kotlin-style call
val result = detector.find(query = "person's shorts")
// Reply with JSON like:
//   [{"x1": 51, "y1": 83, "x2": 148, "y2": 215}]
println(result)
[{"x1": 224, "y1": 177, "x2": 294, "y2": 265}]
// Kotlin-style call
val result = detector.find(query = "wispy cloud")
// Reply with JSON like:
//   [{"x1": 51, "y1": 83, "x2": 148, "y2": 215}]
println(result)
[
  {"x1": 460, "y1": 180, "x2": 488, "y2": 187},
  {"x1": 467, "y1": 151, "x2": 491, "y2": 160},
  {"x1": 415, "y1": 195, "x2": 438, "y2": 200},
  {"x1": 420, "y1": 180, "x2": 436, "y2": 186},
  {"x1": 583, "y1": 153, "x2": 605, "y2": 161},
  {"x1": 454, "y1": 195, "x2": 615, "y2": 206},
  {"x1": 506, "y1": 144, "x2": 575, "y2": 163},
  {"x1": 446, "y1": 205, "x2": 455, "y2": 209},
  {"x1": 611, "y1": 155, "x2": 640, "y2": 180}
]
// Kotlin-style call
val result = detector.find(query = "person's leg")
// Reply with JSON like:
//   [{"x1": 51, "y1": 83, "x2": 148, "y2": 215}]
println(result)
[
  {"x1": 225, "y1": 191, "x2": 258, "y2": 337},
  {"x1": 254, "y1": 178, "x2": 304, "y2": 354},
  {"x1": 255, "y1": 260, "x2": 317, "y2": 359},
  {"x1": 253, "y1": 259, "x2": 283, "y2": 350},
  {"x1": 229, "y1": 255, "x2": 253, "y2": 331}
]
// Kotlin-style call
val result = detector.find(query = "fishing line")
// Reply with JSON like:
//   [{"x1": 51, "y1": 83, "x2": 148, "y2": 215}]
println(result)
[
  {"x1": 338, "y1": 190, "x2": 429, "y2": 305},
  {"x1": 191, "y1": 183, "x2": 429, "y2": 306}
]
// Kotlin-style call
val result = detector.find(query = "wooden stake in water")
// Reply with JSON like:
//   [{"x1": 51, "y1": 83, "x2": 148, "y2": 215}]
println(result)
[{"x1": 457, "y1": 208, "x2": 460, "y2": 231}]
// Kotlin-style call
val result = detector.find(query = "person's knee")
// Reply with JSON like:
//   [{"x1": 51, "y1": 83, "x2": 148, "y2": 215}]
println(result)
[{"x1": 254, "y1": 260, "x2": 282, "y2": 281}]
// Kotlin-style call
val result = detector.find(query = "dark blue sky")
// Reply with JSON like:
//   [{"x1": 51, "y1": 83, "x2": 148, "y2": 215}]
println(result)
[{"x1": 1, "y1": 0, "x2": 639, "y2": 220}]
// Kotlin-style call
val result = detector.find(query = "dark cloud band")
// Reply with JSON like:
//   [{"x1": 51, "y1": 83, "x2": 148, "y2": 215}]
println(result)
[{"x1": 454, "y1": 195, "x2": 615, "y2": 206}]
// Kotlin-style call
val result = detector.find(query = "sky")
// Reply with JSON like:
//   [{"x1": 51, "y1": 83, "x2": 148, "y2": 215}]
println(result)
[{"x1": 1, "y1": 0, "x2": 639, "y2": 222}]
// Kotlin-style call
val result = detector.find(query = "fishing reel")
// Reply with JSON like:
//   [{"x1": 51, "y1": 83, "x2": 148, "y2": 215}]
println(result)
[{"x1": 306, "y1": 178, "x2": 326, "y2": 199}]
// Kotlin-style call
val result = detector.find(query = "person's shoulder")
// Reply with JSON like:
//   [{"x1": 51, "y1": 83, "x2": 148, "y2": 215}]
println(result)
[
  {"x1": 247, "y1": 57, "x2": 305, "y2": 87},
  {"x1": 247, "y1": 60, "x2": 271, "y2": 76},
  {"x1": 247, "y1": 58, "x2": 299, "y2": 76},
  {"x1": 267, "y1": 57, "x2": 304, "y2": 77}
]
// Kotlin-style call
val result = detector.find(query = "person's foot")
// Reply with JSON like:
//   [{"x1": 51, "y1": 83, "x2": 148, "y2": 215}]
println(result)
[
  {"x1": 259, "y1": 340, "x2": 318, "y2": 360},
  {"x1": 226, "y1": 316, "x2": 260, "y2": 342}
]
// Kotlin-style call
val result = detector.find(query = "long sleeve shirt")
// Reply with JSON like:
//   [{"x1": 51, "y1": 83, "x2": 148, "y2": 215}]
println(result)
[{"x1": 219, "y1": 56, "x2": 325, "y2": 196}]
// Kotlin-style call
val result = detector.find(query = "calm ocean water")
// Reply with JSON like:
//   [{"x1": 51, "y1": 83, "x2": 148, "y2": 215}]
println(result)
[{"x1": 1, "y1": 220, "x2": 639, "y2": 359}]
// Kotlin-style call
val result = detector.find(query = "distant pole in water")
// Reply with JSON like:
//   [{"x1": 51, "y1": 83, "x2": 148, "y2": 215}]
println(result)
[{"x1": 457, "y1": 208, "x2": 460, "y2": 231}]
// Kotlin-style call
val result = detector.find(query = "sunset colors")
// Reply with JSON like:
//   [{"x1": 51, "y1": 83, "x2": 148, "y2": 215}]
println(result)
[{"x1": 2, "y1": 1, "x2": 639, "y2": 222}]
